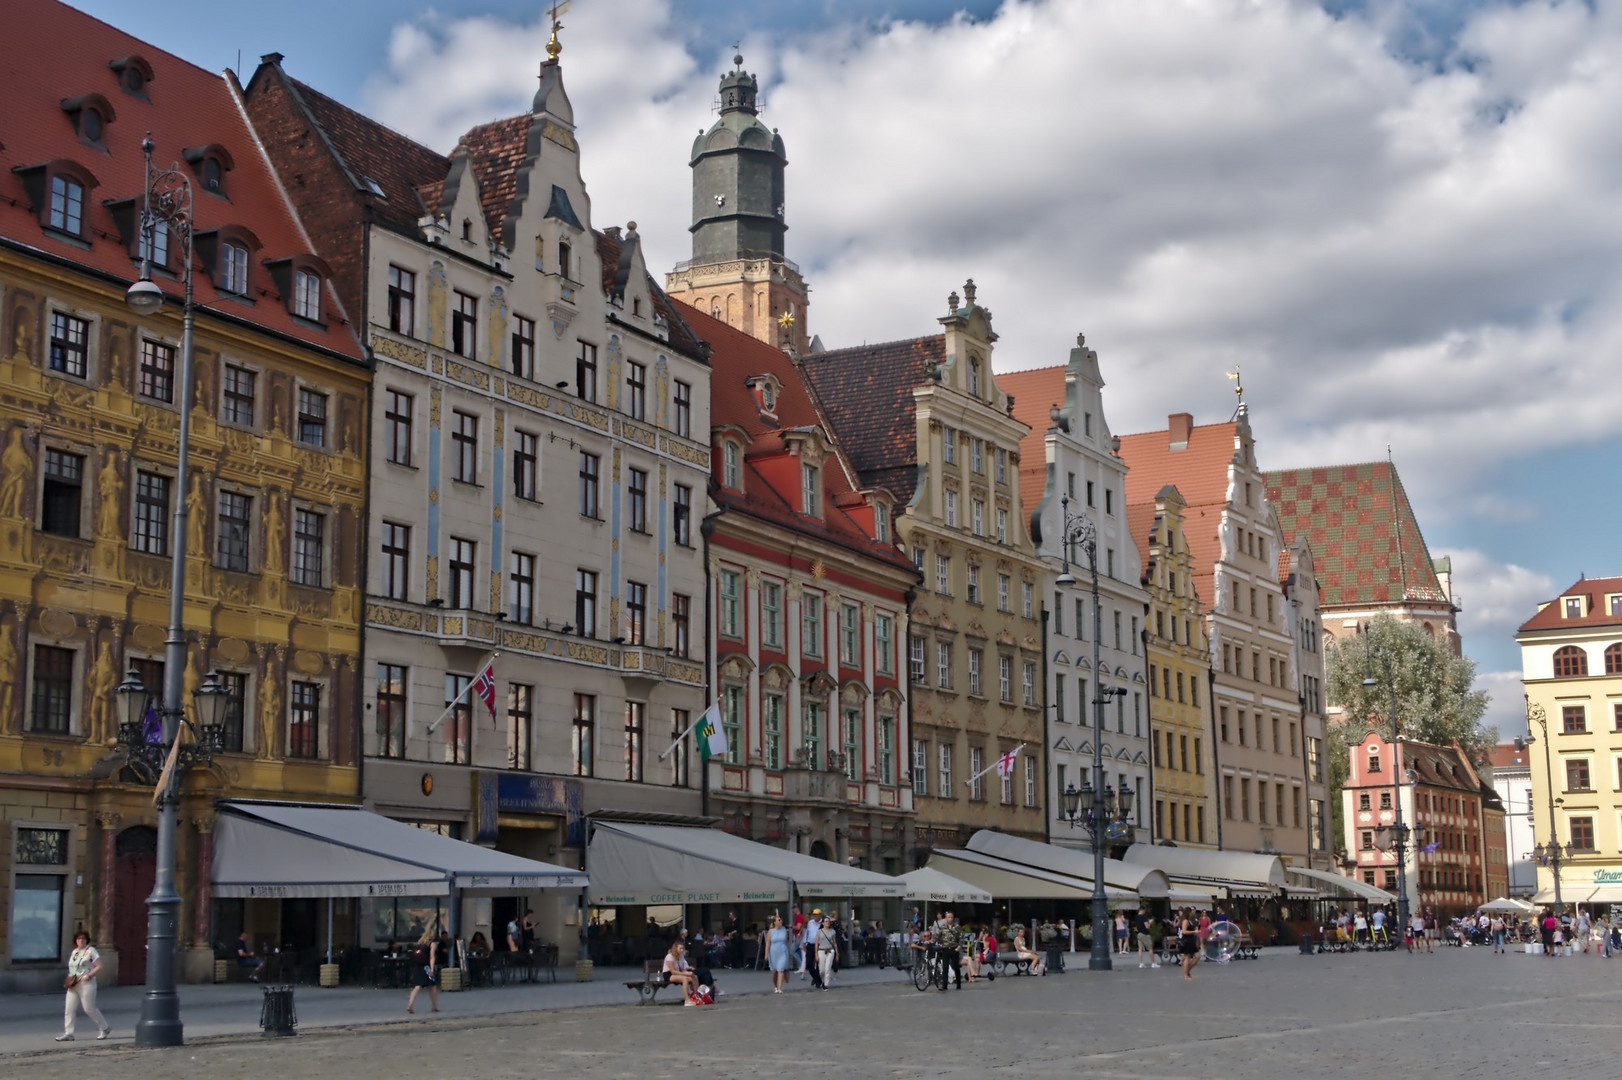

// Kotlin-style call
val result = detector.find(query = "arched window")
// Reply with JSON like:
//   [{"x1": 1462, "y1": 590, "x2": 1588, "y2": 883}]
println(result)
[
  {"x1": 1553, "y1": 645, "x2": 1588, "y2": 678},
  {"x1": 1605, "y1": 643, "x2": 1622, "y2": 676}
]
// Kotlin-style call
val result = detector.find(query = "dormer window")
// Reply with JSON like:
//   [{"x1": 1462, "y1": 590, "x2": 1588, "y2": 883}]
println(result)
[
  {"x1": 140, "y1": 218, "x2": 170, "y2": 269},
  {"x1": 1565, "y1": 597, "x2": 1584, "y2": 619},
  {"x1": 194, "y1": 225, "x2": 260, "y2": 295},
  {"x1": 968, "y1": 356, "x2": 982, "y2": 397},
  {"x1": 61, "y1": 94, "x2": 116, "y2": 148},
  {"x1": 221, "y1": 243, "x2": 249, "y2": 293},
  {"x1": 745, "y1": 374, "x2": 781, "y2": 417},
  {"x1": 293, "y1": 270, "x2": 321, "y2": 320},
  {"x1": 874, "y1": 503, "x2": 890, "y2": 544},
  {"x1": 51, "y1": 174, "x2": 85, "y2": 234},
  {"x1": 801, "y1": 463, "x2": 821, "y2": 518},
  {"x1": 721, "y1": 441, "x2": 741, "y2": 490},
  {"x1": 14, "y1": 161, "x2": 98, "y2": 239},
  {"x1": 109, "y1": 56, "x2": 154, "y2": 98},
  {"x1": 263, "y1": 254, "x2": 332, "y2": 324},
  {"x1": 183, "y1": 145, "x2": 234, "y2": 196}
]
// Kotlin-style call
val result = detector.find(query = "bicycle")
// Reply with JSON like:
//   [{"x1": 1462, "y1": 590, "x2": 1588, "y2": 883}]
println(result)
[{"x1": 911, "y1": 944, "x2": 949, "y2": 991}]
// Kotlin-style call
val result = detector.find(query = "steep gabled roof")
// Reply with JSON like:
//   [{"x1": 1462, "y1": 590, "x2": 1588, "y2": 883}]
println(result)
[
  {"x1": 1265, "y1": 461, "x2": 1448, "y2": 609},
  {"x1": 1517, "y1": 575, "x2": 1622, "y2": 633},
  {"x1": 1117, "y1": 419, "x2": 1240, "y2": 607},
  {"x1": 798, "y1": 335, "x2": 944, "y2": 508},
  {"x1": 594, "y1": 229, "x2": 707, "y2": 361},
  {"x1": 461, "y1": 113, "x2": 531, "y2": 241}
]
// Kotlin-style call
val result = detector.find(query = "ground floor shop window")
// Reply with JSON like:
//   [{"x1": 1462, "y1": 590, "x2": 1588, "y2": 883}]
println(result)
[{"x1": 372, "y1": 896, "x2": 447, "y2": 946}]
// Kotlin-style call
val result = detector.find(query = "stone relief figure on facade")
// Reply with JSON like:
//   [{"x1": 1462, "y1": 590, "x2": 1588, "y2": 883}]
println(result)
[
  {"x1": 0, "y1": 612, "x2": 17, "y2": 733},
  {"x1": 0, "y1": 426, "x2": 33, "y2": 520},
  {"x1": 186, "y1": 472, "x2": 208, "y2": 564},
  {"x1": 95, "y1": 450, "x2": 123, "y2": 539},
  {"x1": 654, "y1": 355, "x2": 670, "y2": 429},
  {"x1": 263, "y1": 490, "x2": 285, "y2": 574},
  {"x1": 604, "y1": 335, "x2": 623, "y2": 411},
  {"x1": 86, "y1": 631, "x2": 119, "y2": 745},
  {"x1": 258, "y1": 661, "x2": 282, "y2": 760},
  {"x1": 10, "y1": 305, "x2": 32, "y2": 359}
]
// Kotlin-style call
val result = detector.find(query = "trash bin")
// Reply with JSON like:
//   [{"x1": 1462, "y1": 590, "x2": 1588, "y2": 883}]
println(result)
[
  {"x1": 1045, "y1": 943, "x2": 1064, "y2": 974},
  {"x1": 260, "y1": 985, "x2": 297, "y2": 1037}
]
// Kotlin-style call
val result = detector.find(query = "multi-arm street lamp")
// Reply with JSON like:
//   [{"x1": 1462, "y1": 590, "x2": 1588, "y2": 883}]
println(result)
[
  {"x1": 110, "y1": 132, "x2": 219, "y2": 1048},
  {"x1": 1053, "y1": 493, "x2": 1132, "y2": 972},
  {"x1": 1519, "y1": 699, "x2": 1570, "y2": 912},
  {"x1": 1362, "y1": 655, "x2": 1413, "y2": 931}
]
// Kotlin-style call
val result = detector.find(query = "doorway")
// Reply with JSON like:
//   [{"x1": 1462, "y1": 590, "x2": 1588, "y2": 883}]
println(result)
[{"x1": 113, "y1": 826, "x2": 157, "y2": 985}]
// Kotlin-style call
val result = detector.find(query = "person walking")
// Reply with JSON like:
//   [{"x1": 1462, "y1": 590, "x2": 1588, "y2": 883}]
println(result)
[
  {"x1": 1490, "y1": 914, "x2": 1506, "y2": 954},
  {"x1": 1177, "y1": 908, "x2": 1200, "y2": 982},
  {"x1": 816, "y1": 914, "x2": 840, "y2": 990},
  {"x1": 1408, "y1": 909, "x2": 1424, "y2": 953},
  {"x1": 1422, "y1": 907, "x2": 1438, "y2": 953},
  {"x1": 1134, "y1": 908, "x2": 1157, "y2": 968},
  {"x1": 802, "y1": 909, "x2": 824, "y2": 989},
  {"x1": 1114, "y1": 911, "x2": 1130, "y2": 955},
  {"x1": 765, "y1": 913, "x2": 794, "y2": 993},
  {"x1": 56, "y1": 931, "x2": 110, "y2": 1042},
  {"x1": 405, "y1": 929, "x2": 440, "y2": 1014}
]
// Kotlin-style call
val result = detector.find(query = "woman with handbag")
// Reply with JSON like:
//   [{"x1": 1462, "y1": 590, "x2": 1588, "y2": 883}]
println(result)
[
  {"x1": 56, "y1": 930, "x2": 110, "y2": 1042},
  {"x1": 405, "y1": 929, "x2": 440, "y2": 1014}
]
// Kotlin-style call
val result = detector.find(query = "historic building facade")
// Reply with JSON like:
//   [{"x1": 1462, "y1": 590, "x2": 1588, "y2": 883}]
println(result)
[
  {"x1": 0, "y1": 0, "x2": 368, "y2": 989},
  {"x1": 1002, "y1": 341, "x2": 1152, "y2": 849},
  {"x1": 689, "y1": 303, "x2": 918, "y2": 873},
  {"x1": 245, "y1": 42, "x2": 712, "y2": 953},
  {"x1": 1485, "y1": 741, "x2": 1536, "y2": 897},
  {"x1": 1516, "y1": 575, "x2": 1622, "y2": 907},
  {"x1": 1119, "y1": 407, "x2": 1323, "y2": 866},
  {"x1": 1280, "y1": 536, "x2": 1333, "y2": 868},
  {"x1": 802, "y1": 284, "x2": 1048, "y2": 858}
]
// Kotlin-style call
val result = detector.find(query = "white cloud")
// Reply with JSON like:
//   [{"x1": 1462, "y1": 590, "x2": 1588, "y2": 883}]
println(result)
[
  {"x1": 1435, "y1": 547, "x2": 1557, "y2": 644},
  {"x1": 1477, "y1": 669, "x2": 1530, "y2": 742},
  {"x1": 357, "y1": 0, "x2": 1622, "y2": 543}
]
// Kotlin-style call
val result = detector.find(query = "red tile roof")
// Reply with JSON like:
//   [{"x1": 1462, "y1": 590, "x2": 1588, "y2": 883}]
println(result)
[
  {"x1": 1266, "y1": 462, "x2": 1447, "y2": 609},
  {"x1": 998, "y1": 365, "x2": 1066, "y2": 529},
  {"x1": 1517, "y1": 575, "x2": 1622, "y2": 633},
  {"x1": 677, "y1": 302, "x2": 916, "y2": 574},
  {"x1": 0, "y1": 0, "x2": 362, "y2": 361},
  {"x1": 462, "y1": 114, "x2": 532, "y2": 242},
  {"x1": 1117, "y1": 418, "x2": 1240, "y2": 609},
  {"x1": 799, "y1": 336, "x2": 944, "y2": 506},
  {"x1": 1486, "y1": 742, "x2": 1529, "y2": 771},
  {"x1": 594, "y1": 230, "x2": 707, "y2": 361}
]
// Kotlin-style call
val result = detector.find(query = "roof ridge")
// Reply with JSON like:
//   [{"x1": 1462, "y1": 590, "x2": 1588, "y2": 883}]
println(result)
[
  {"x1": 288, "y1": 76, "x2": 448, "y2": 160},
  {"x1": 808, "y1": 332, "x2": 944, "y2": 359}
]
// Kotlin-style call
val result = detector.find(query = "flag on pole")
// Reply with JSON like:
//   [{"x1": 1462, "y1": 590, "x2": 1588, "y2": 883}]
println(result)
[
  {"x1": 140, "y1": 700, "x2": 162, "y2": 745},
  {"x1": 695, "y1": 701, "x2": 727, "y2": 760},
  {"x1": 1421, "y1": 839, "x2": 1441, "y2": 854},
  {"x1": 471, "y1": 661, "x2": 498, "y2": 722},
  {"x1": 151, "y1": 722, "x2": 184, "y2": 806},
  {"x1": 995, "y1": 746, "x2": 1021, "y2": 778}
]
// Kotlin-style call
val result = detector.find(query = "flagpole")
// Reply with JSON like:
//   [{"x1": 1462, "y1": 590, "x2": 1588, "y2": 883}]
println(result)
[
  {"x1": 657, "y1": 699, "x2": 715, "y2": 762},
  {"x1": 425, "y1": 649, "x2": 501, "y2": 733},
  {"x1": 963, "y1": 743, "x2": 1025, "y2": 788}
]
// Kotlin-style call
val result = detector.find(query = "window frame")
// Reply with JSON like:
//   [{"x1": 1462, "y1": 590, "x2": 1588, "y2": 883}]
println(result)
[
  {"x1": 47, "y1": 311, "x2": 90, "y2": 379},
  {"x1": 451, "y1": 289, "x2": 478, "y2": 358}
]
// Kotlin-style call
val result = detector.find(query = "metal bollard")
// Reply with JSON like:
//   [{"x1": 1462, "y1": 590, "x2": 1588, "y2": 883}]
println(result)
[{"x1": 260, "y1": 984, "x2": 297, "y2": 1037}]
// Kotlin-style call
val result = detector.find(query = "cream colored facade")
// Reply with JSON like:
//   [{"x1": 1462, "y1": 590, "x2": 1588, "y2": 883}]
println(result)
[
  {"x1": 1280, "y1": 536, "x2": 1333, "y2": 868},
  {"x1": 1142, "y1": 488, "x2": 1216, "y2": 848}
]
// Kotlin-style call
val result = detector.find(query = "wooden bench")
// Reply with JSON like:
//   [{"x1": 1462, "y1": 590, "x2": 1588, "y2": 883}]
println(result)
[
  {"x1": 1232, "y1": 931, "x2": 1259, "y2": 960},
  {"x1": 625, "y1": 959, "x2": 673, "y2": 1005}
]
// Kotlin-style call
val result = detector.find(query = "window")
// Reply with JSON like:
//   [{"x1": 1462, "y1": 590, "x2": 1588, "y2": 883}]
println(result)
[
  {"x1": 998, "y1": 575, "x2": 1010, "y2": 611},
  {"x1": 1567, "y1": 758, "x2": 1591, "y2": 792},
  {"x1": 1554, "y1": 645, "x2": 1588, "y2": 678},
  {"x1": 40, "y1": 449, "x2": 84, "y2": 536},
  {"x1": 718, "y1": 569, "x2": 741, "y2": 638},
  {"x1": 996, "y1": 448, "x2": 1008, "y2": 484},
  {"x1": 970, "y1": 438, "x2": 984, "y2": 474},
  {"x1": 1565, "y1": 597, "x2": 1583, "y2": 618},
  {"x1": 1570, "y1": 816, "x2": 1595, "y2": 851},
  {"x1": 294, "y1": 388, "x2": 328, "y2": 448},
  {"x1": 48, "y1": 312, "x2": 89, "y2": 377},
  {"x1": 999, "y1": 656, "x2": 1012, "y2": 702},
  {"x1": 942, "y1": 427, "x2": 956, "y2": 464},
  {"x1": 803, "y1": 700, "x2": 823, "y2": 768},
  {"x1": 293, "y1": 269, "x2": 321, "y2": 321},
  {"x1": 576, "y1": 340, "x2": 597, "y2": 401},
  {"x1": 936, "y1": 555, "x2": 951, "y2": 595},
  {"x1": 451, "y1": 411, "x2": 478, "y2": 483},
  {"x1": 448, "y1": 537, "x2": 475, "y2": 608},
  {"x1": 1023, "y1": 662, "x2": 1036, "y2": 706},
  {"x1": 131, "y1": 471, "x2": 170, "y2": 555},
  {"x1": 944, "y1": 489, "x2": 957, "y2": 528},
  {"x1": 385, "y1": 390, "x2": 413, "y2": 465},
  {"x1": 387, "y1": 266, "x2": 415, "y2": 334},
  {"x1": 510, "y1": 552, "x2": 535, "y2": 624},
  {"x1": 672, "y1": 593, "x2": 691, "y2": 658},
  {"x1": 969, "y1": 747, "x2": 984, "y2": 801},
  {"x1": 506, "y1": 683, "x2": 532, "y2": 770},
  {"x1": 802, "y1": 462, "x2": 820, "y2": 516},
  {"x1": 874, "y1": 505, "x2": 890, "y2": 544},
  {"x1": 721, "y1": 442, "x2": 741, "y2": 489},
  {"x1": 1563, "y1": 706, "x2": 1587, "y2": 734},
  {"x1": 626, "y1": 581, "x2": 647, "y2": 645},
  {"x1": 967, "y1": 564, "x2": 981, "y2": 605},
  {"x1": 840, "y1": 603, "x2": 859, "y2": 666},
  {"x1": 578, "y1": 452, "x2": 600, "y2": 517},
  {"x1": 574, "y1": 569, "x2": 598, "y2": 637},
  {"x1": 876, "y1": 613, "x2": 894, "y2": 675},
  {"x1": 452, "y1": 290, "x2": 477, "y2": 357},
  {"x1": 49, "y1": 174, "x2": 84, "y2": 234},
  {"x1": 913, "y1": 739, "x2": 928, "y2": 795},
  {"x1": 802, "y1": 592, "x2": 823, "y2": 657},
  {"x1": 909, "y1": 636, "x2": 925, "y2": 683},
  {"x1": 558, "y1": 239, "x2": 573, "y2": 279},
  {"x1": 626, "y1": 361, "x2": 647, "y2": 420},
  {"x1": 1607, "y1": 643, "x2": 1622, "y2": 675},
  {"x1": 842, "y1": 708, "x2": 859, "y2": 779},
  {"x1": 1379, "y1": 790, "x2": 1392, "y2": 809},
  {"x1": 764, "y1": 694, "x2": 784, "y2": 770},
  {"x1": 1055, "y1": 675, "x2": 1066, "y2": 723},
  {"x1": 1241, "y1": 778, "x2": 1251, "y2": 820},
  {"x1": 216, "y1": 491, "x2": 252, "y2": 572},
  {"x1": 878, "y1": 715, "x2": 896, "y2": 785},
  {"x1": 936, "y1": 642, "x2": 953, "y2": 689},
  {"x1": 29, "y1": 645, "x2": 74, "y2": 733},
  {"x1": 939, "y1": 744, "x2": 953, "y2": 796},
  {"x1": 222, "y1": 365, "x2": 256, "y2": 426},
  {"x1": 291, "y1": 508, "x2": 325, "y2": 587},
  {"x1": 968, "y1": 648, "x2": 982, "y2": 695},
  {"x1": 1366, "y1": 745, "x2": 1381, "y2": 773},
  {"x1": 673, "y1": 484, "x2": 692, "y2": 546},
  {"x1": 624, "y1": 702, "x2": 645, "y2": 782},
  {"x1": 996, "y1": 508, "x2": 1008, "y2": 544},
  {"x1": 220, "y1": 242, "x2": 249, "y2": 294},
  {"x1": 288, "y1": 681, "x2": 321, "y2": 759},
  {"x1": 674, "y1": 380, "x2": 692, "y2": 438},
  {"x1": 1022, "y1": 581, "x2": 1034, "y2": 619},
  {"x1": 513, "y1": 431, "x2": 538, "y2": 500},
  {"x1": 670, "y1": 709, "x2": 690, "y2": 786},
  {"x1": 511, "y1": 315, "x2": 535, "y2": 380},
  {"x1": 761, "y1": 581, "x2": 783, "y2": 649},
  {"x1": 377, "y1": 663, "x2": 407, "y2": 759},
  {"x1": 381, "y1": 523, "x2": 410, "y2": 600},
  {"x1": 137, "y1": 339, "x2": 175, "y2": 402},
  {"x1": 572, "y1": 694, "x2": 595, "y2": 776},
  {"x1": 968, "y1": 357, "x2": 982, "y2": 396}
]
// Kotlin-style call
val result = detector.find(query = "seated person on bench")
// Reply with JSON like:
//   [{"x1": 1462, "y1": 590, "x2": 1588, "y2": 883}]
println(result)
[
  {"x1": 1011, "y1": 928, "x2": 1045, "y2": 975},
  {"x1": 235, "y1": 932, "x2": 265, "y2": 982},
  {"x1": 661, "y1": 942, "x2": 700, "y2": 1004}
]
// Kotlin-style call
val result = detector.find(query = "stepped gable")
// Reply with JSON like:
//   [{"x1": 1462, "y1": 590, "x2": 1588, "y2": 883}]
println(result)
[
  {"x1": 1266, "y1": 461, "x2": 1447, "y2": 607},
  {"x1": 1117, "y1": 419, "x2": 1240, "y2": 605},
  {"x1": 594, "y1": 230, "x2": 706, "y2": 361}
]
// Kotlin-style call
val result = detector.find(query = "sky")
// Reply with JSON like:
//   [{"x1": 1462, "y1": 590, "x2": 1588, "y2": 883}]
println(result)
[{"x1": 73, "y1": 0, "x2": 1622, "y2": 741}]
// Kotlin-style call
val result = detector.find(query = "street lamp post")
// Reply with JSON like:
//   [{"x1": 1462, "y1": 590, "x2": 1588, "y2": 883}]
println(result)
[
  {"x1": 1520, "y1": 700, "x2": 1569, "y2": 912},
  {"x1": 1053, "y1": 494, "x2": 1131, "y2": 972},
  {"x1": 1363, "y1": 658, "x2": 1412, "y2": 931},
  {"x1": 113, "y1": 132, "x2": 217, "y2": 1048}
]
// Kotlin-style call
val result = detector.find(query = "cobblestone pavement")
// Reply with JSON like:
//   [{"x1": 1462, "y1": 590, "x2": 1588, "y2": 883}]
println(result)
[{"x1": 9, "y1": 948, "x2": 1622, "y2": 1080}]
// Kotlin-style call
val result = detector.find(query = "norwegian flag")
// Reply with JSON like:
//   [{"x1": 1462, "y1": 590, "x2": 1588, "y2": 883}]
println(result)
[
  {"x1": 471, "y1": 662, "x2": 497, "y2": 721},
  {"x1": 995, "y1": 746, "x2": 1021, "y2": 778}
]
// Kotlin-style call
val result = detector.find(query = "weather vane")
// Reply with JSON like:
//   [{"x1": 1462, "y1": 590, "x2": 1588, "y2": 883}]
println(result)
[
  {"x1": 1226, "y1": 366, "x2": 1243, "y2": 403},
  {"x1": 546, "y1": 1, "x2": 570, "y2": 61}
]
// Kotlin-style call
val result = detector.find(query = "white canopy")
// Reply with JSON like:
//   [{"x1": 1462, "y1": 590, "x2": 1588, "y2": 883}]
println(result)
[
  {"x1": 897, "y1": 866, "x2": 993, "y2": 905},
  {"x1": 212, "y1": 801, "x2": 587, "y2": 899},
  {"x1": 1287, "y1": 866, "x2": 1394, "y2": 903},
  {"x1": 966, "y1": 831, "x2": 1179, "y2": 899},
  {"x1": 1477, "y1": 897, "x2": 1536, "y2": 914},
  {"x1": 1533, "y1": 885, "x2": 1622, "y2": 905},
  {"x1": 1122, "y1": 844, "x2": 1288, "y2": 898},
  {"x1": 586, "y1": 822, "x2": 905, "y2": 905},
  {"x1": 927, "y1": 849, "x2": 1139, "y2": 903}
]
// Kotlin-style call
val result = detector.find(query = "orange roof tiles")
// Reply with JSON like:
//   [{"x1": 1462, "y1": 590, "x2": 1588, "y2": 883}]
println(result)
[
  {"x1": 0, "y1": 0, "x2": 361, "y2": 362},
  {"x1": 1117, "y1": 418, "x2": 1240, "y2": 608},
  {"x1": 1517, "y1": 575, "x2": 1622, "y2": 633},
  {"x1": 998, "y1": 365, "x2": 1067, "y2": 528}
]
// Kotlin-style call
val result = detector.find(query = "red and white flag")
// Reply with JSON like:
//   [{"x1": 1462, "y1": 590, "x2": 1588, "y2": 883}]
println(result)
[
  {"x1": 471, "y1": 662, "x2": 497, "y2": 721},
  {"x1": 995, "y1": 746, "x2": 1021, "y2": 777}
]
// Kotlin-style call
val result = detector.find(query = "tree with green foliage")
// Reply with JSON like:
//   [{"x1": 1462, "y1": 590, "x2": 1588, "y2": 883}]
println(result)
[{"x1": 1322, "y1": 613, "x2": 1493, "y2": 849}]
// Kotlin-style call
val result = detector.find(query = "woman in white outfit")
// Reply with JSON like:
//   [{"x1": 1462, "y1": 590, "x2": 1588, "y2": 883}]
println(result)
[{"x1": 58, "y1": 931, "x2": 110, "y2": 1042}]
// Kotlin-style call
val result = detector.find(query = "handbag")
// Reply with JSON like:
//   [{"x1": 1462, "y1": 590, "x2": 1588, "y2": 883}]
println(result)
[{"x1": 64, "y1": 975, "x2": 79, "y2": 989}]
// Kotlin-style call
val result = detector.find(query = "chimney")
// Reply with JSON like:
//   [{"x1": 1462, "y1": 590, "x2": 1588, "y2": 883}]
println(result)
[{"x1": 1168, "y1": 412, "x2": 1193, "y2": 451}]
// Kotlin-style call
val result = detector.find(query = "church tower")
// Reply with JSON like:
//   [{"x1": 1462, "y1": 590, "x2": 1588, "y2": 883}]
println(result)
[{"x1": 665, "y1": 54, "x2": 810, "y2": 353}]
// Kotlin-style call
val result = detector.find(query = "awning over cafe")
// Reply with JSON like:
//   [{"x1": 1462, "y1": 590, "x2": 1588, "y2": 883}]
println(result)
[
  {"x1": 1534, "y1": 884, "x2": 1622, "y2": 905},
  {"x1": 897, "y1": 866, "x2": 993, "y2": 905},
  {"x1": 926, "y1": 849, "x2": 1139, "y2": 903},
  {"x1": 1121, "y1": 844, "x2": 1289, "y2": 898},
  {"x1": 585, "y1": 822, "x2": 905, "y2": 906},
  {"x1": 1287, "y1": 866, "x2": 1394, "y2": 903},
  {"x1": 212, "y1": 800, "x2": 587, "y2": 899},
  {"x1": 965, "y1": 830, "x2": 1181, "y2": 899}
]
